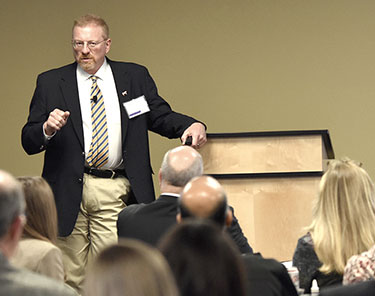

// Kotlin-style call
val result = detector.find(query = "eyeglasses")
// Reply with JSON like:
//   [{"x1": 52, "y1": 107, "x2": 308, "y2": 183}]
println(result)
[{"x1": 72, "y1": 39, "x2": 107, "y2": 49}]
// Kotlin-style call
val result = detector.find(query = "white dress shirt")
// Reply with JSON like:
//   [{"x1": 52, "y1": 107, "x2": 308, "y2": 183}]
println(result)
[{"x1": 76, "y1": 59, "x2": 123, "y2": 170}]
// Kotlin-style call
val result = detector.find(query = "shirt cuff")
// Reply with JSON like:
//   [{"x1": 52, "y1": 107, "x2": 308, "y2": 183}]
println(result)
[{"x1": 43, "y1": 126, "x2": 56, "y2": 140}]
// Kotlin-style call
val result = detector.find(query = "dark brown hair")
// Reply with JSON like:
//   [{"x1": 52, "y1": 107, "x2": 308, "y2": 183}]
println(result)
[{"x1": 159, "y1": 219, "x2": 246, "y2": 296}]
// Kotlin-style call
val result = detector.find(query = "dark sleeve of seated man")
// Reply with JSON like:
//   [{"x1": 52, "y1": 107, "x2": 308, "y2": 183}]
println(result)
[{"x1": 226, "y1": 206, "x2": 253, "y2": 254}]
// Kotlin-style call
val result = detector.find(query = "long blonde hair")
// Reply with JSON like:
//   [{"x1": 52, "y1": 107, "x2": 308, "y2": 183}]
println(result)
[
  {"x1": 16, "y1": 176, "x2": 58, "y2": 244},
  {"x1": 309, "y1": 158, "x2": 375, "y2": 274}
]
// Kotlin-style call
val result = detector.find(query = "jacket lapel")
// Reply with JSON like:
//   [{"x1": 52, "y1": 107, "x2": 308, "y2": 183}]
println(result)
[
  {"x1": 108, "y1": 59, "x2": 132, "y2": 144},
  {"x1": 59, "y1": 63, "x2": 84, "y2": 149}
]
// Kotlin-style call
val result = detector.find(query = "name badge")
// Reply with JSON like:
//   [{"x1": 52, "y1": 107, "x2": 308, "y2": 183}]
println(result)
[{"x1": 123, "y1": 95, "x2": 150, "y2": 119}]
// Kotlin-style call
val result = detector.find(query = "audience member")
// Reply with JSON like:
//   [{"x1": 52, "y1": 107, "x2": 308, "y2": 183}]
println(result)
[
  {"x1": 343, "y1": 244, "x2": 375, "y2": 284},
  {"x1": 319, "y1": 280, "x2": 375, "y2": 296},
  {"x1": 0, "y1": 170, "x2": 76, "y2": 296},
  {"x1": 293, "y1": 158, "x2": 375, "y2": 293},
  {"x1": 84, "y1": 239, "x2": 179, "y2": 296},
  {"x1": 10, "y1": 176, "x2": 64, "y2": 281},
  {"x1": 177, "y1": 175, "x2": 298, "y2": 296},
  {"x1": 117, "y1": 145, "x2": 252, "y2": 253},
  {"x1": 159, "y1": 219, "x2": 246, "y2": 296}
]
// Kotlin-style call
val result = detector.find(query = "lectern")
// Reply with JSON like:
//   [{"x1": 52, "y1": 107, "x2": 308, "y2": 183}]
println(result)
[{"x1": 199, "y1": 130, "x2": 334, "y2": 261}]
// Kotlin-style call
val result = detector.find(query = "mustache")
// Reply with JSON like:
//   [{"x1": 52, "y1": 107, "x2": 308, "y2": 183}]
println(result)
[{"x1": 79, "y1": 54, "x2": 94, "y2": 60}]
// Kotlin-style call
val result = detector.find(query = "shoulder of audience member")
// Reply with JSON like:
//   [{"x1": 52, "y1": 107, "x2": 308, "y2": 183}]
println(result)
[{"x1": 5, "y1": 266, "x2": 77, "y2": 296}]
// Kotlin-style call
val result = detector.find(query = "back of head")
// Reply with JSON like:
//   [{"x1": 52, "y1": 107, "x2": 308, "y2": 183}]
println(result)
[
  {"x1": 179, "y1": 176, "x2": 228, "y2": 227},
  {"x1": 160, "y1": 146, "x2": 203, "y2": 187},
  {"x1": 84, "y1": 239, "x2": 179, "y2": 296},
  {"x1": 310, "y1": 158, "x2": 375, "y2": 274},
  {"x1": 158, "y1": 219, "x2": 246, "y2": 296},
  {"x1": 0, "y1": 170, "x2": 25, "y2": 240},
  {"x1": 17, "y1": 176, "x2": 58, "y2": 244}
]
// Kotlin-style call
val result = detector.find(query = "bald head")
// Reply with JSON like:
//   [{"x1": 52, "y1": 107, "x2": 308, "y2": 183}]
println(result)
[
  {"x1": 178, "y1": 176, "x2": 231, "y2": 227},
  {"x1": 0, "y1": 170, "x2": 25, "y2": 239},
  {"x1": 160, "y1": 146, "x2": 203, "y2": 189}
]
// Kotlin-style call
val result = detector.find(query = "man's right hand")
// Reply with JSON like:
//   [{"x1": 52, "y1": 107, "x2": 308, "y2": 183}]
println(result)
[{"x1": 43, "y1": 108, "x2": 70, "y2": 136}]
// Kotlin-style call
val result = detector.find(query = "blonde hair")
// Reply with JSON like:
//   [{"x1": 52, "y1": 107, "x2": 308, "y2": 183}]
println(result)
[
  {"x1": 73, "y1": 14, "x2": 109, "y2": 39},
  {"x1": 17, "y1": 176, "x2": 58, "y2": 244},
  {"x1": 309, "y1": 158, "x2": 375, "y2": 274},
  {"x1": 84, "y1": 239, "x2": 179, "y2": 296}
]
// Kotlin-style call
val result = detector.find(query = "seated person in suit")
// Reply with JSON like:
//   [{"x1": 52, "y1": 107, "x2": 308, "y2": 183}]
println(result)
[
  {"x1": 10, "y1": 176, "x2": 65, "y2": 281},
  {"x1": 84, "y1": 239, "x2": 178, "y2": 296},
  {"x1": 117, "y1": 145, "x2": 252, "y2": 253},
  {"x1": 0, "y1": 170, "x2": 76, "y2": 296},
  {"x1": 293, "y1": 158, "x2": 375, "y2": 293},
  {"x1": 319, "y1": 280, "x2": 375, "y2": 296},
  {"x1": 343, "y1": 244, "x2": 375, "y2": 284},
  {"x1": 159, "y1": 219, "x2": 247, "y2": 296},
  {"x1": 173, "y1": 175, "x2": 298, "y2": 296}
]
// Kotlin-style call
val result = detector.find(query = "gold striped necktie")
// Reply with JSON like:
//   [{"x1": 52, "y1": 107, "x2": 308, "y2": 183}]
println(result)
[{"x1": 86, "y1": 75, "x2": 109, "y2": 168}]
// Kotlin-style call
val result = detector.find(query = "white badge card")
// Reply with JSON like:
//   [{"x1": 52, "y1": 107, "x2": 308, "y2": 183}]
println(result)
[{"x1": 123, "y1": 95, "x2": 150, "y2": 119}]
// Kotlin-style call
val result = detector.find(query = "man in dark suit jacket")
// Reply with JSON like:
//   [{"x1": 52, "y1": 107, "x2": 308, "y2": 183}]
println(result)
[
  {"x1": 319, "y1": 280, "x2": 375, "y2": 296},
  {"x1": 21, "y1": 14, "x2": 206, "y2": 292},
  {"x1": 178, "y1": 175, "x2": 298, "y2": 296},
  {"x1": 117, "y1": 146, "x2": 253, "y2": 253},
  {"x1": 0, "y1": 170, "x2": 76, "y2": 296}
]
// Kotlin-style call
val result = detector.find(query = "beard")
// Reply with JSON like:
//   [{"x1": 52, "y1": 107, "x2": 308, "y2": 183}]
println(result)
[{"x1": 77, "y1": 54, "x2": 96, "y2": 73}]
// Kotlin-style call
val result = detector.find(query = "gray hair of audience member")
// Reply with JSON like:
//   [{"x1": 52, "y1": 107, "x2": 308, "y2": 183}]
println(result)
[
  {"x1": 160, "y1": 146, "x2": 203, "y2": 187},
  {"x1": 84, "y1": 239, "x2": 179, "y2": 296},
  {"x1": 0, "y1": 170, "x2": 25, "y2": 238}
]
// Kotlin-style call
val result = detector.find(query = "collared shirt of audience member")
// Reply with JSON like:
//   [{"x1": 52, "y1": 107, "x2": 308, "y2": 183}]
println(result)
[
  {"x1": 21, "y1": 14, "x2": 206, "y2": 292},
  {"x1": 165, "y1": 175, "x2": 298, "y2": 296},
  {"x1": 0, "y1": 170, "x2": 77, "y2": 296},
  {"x1": 292, "y1": 158, "x2": 375, "y2": 293},
  {"x1": 117, "y1": 146, "x2": 253, "y2": 254}
]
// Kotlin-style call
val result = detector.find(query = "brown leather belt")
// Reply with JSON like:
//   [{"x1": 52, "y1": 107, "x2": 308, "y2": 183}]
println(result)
[{"x1": 84, "y1": 167, "x2": 126, "y2": 179}]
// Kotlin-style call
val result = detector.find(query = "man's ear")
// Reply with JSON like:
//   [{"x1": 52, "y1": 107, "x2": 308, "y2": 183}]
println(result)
[
  {"x1": 3, "y1": 215, "x2": 25, "y2": 258},
  {"x1": 176, "y1": 213, "x2": 182, "y2": 224},
  {"x1": 158, "y1": 169, "x2": 162, "y2": 185},
  {"x1": 9, "y1": 216, "x2": 24, "y2": 242},
  {"x1": 225, "y1": 208, "x2": 233, "y2": 227}
]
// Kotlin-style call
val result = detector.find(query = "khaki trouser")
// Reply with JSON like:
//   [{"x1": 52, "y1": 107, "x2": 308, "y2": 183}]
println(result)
[{"x1": 57, "y1": 173, "x2": 130, "y2": 294}]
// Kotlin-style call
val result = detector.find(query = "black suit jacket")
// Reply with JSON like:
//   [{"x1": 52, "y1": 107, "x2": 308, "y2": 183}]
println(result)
[
  {"x1": 242, "y1": 254, "x2": 298, "y2": 296},
  {"x1": 117, "y1": 194, "x2": 253, "y2": 254},
  {"x1": 22, "y1": 59, "x2": 197, "y2": 236},
  {"x1": 319, "y1": 280, "x2": 375, "y2": 296}
]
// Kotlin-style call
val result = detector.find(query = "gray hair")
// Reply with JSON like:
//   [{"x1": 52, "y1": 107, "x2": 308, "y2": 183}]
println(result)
[
  {"x1": 161, "y1": 149, "x2": 203, "y2": 187},
  {"x1": 0, "y1": 171, "x2": 25, "y2": 238}
]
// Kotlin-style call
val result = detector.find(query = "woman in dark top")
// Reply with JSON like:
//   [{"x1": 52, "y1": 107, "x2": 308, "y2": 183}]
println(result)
[{"x1": 293, "y1": 158, "x2": 375, "y2": 293}]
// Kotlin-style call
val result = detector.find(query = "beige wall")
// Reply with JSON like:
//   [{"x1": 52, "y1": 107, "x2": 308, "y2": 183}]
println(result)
[{"x1": 2, "y1": 1, "x2": 375, "y2": 195}]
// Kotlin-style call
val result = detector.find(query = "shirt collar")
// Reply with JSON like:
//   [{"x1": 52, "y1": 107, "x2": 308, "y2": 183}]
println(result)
[
  {"x1": 161, "y1": 193, "x2": 180, "y2": 198},
  {"x1": 77, "y1": 58, "x2": 109, "y2": 82}
]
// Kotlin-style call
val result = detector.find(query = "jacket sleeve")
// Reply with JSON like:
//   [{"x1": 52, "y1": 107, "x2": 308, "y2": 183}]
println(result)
[
  {"x1": 226, "y1": 206, "x2": 253, "y2": 254},
  {"x1": 21, "y1": 74, "x2": 51, "y2": 155}
]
